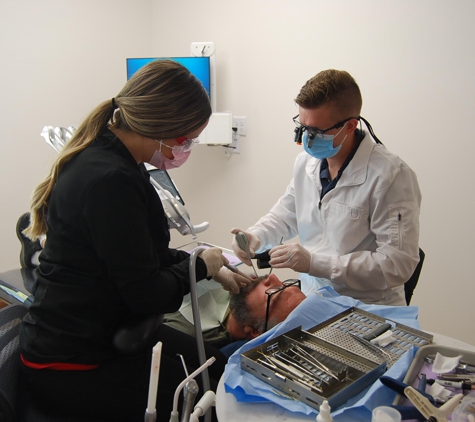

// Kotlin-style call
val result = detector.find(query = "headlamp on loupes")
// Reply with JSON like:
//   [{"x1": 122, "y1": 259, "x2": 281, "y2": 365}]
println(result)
[{"x1": 293, "y1": 114, "x2": 383, "y2": 146}]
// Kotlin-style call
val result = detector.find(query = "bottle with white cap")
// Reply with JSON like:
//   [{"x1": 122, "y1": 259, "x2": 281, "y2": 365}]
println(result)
[{"x1": 316, "y1": 400, "x2": 333, "y2": 422}]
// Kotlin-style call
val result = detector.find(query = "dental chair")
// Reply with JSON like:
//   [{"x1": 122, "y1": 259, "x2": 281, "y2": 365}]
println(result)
[{"x1": 404, "y1": 248, "x2": 425, "y2": 305}]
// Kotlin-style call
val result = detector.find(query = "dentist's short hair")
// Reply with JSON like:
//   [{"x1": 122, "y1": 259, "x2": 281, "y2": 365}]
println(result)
[{"x1": 295, "y1": 69, "x2": 362, "y2": 120}]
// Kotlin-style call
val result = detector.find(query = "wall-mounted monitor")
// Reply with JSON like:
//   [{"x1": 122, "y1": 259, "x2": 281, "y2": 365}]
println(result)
[{"x1": 126, "y1": 57, "x2": 211, "y2": 98}]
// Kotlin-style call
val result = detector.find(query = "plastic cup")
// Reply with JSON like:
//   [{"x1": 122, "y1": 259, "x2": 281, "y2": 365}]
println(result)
[
  {"x1": 451, "y1": 396, "x2": 475, "y2": 422},
  {"x1": 371, "y1": 406, "x2": 401, "y2": 422}
]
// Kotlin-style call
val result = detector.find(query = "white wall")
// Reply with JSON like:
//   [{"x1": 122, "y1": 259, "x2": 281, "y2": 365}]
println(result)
[{"x1": 1, "y1": 0, "x2": 474, "y2": 345}]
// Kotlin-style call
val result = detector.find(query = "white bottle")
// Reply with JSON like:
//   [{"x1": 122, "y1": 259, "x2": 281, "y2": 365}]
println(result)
[{"x1": 316, "y1": 400, "x2": 333, "y2": 422}]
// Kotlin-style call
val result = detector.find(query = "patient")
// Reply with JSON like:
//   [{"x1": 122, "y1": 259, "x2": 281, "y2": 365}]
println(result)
[{"x1": 163, "y1": 273, "x2": 306, "y2": 348}]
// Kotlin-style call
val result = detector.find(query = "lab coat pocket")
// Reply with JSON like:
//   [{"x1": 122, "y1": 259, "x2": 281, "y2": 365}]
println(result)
[
  {"x1": 388, "y1": 203, "x2": 409, "y2": 250},
  {"x1": 326, "y1": 201, "x2": 369, "y2": 253}
]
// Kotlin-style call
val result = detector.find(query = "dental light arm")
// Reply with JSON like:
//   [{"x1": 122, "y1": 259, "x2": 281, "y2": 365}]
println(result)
[{"x1": 149, "y1": 177, "x2": 209, "y2": 239}]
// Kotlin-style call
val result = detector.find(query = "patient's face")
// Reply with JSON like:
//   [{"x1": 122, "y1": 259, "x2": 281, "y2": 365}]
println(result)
[{"x1": 246, "y1": 274, "x2": 306, "y2": 328}]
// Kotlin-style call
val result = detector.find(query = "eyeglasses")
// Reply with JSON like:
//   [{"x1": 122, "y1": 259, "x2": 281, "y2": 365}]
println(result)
[
  {"x1": 264, "y1": 278, "x2": 301, "y2": 332},
  {"x1": 174, "y1": 136, "x2": 200, "y2": 152},
  {"x1": 293, "y1": 115, "x2": 359, "y2": 144}
]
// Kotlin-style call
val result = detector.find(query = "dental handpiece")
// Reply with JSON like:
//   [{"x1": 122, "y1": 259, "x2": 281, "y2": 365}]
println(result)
[
  {"x1": 235, "y1": 231, "x2": 258, "y2": 276},
  {"x1": 180, "y1": 379, "x2": 199, "y2": 422}
]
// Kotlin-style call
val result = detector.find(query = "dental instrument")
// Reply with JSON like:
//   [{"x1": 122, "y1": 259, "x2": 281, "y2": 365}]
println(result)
[
  {"x1": 169, "y1": 357, "x2": 216, "y2": 422},
  {"x1": 223, "y1": 263, "x2": 255, "y2": 283},
  {"x1": 268, "y1": 237, "x2": 284, "y2": 276},
  {"x1": 235, "y1": 231, "x2": 258, "y2": 276},
  {"x1": 180, "y1": 379, "x2": 199, "y2": 422}
]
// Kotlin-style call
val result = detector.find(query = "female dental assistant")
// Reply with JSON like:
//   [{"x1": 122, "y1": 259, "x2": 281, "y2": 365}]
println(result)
[{"x1": 19, "y1": 60, "x2": 244, "y2": 421}]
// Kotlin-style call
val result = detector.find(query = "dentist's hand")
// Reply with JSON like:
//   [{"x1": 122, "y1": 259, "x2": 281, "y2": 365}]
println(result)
[
  {"x1": 231, "y1": 228, "x2": 260, "y2": 266},
  {"x1": 269, "y1": 243, "x2": 311, "y2": 273},
  {"x1": 212, "y1": 268, "x2": 250, "y2": 294},
  {"x1": 199, "y1": 247, "x2": 229, "y2": 277}
]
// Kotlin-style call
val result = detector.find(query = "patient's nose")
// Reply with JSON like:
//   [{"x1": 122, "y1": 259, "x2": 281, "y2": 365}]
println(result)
[{"x1": 263, "y1": 273, "x2": 280, "y2": 286}]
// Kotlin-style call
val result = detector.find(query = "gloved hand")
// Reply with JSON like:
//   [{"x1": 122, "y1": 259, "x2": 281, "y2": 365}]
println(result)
[
  {"x1": 199, "y1": 247, "x2": 229, "y2": 277},
  {"x1": 268, "y1": 243, "x2": 311, "y2": 273},
  {"x1": 230, "y1": 228, "x2": 260, "y2": 266},
  {"x1": 212, "y1": 267, "x2": 251, "y2": 294}
]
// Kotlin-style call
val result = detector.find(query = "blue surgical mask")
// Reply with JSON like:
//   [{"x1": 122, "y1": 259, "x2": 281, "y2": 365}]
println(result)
[{"x1": 303, "y1": 124, "x2": 347, "y2": 159}]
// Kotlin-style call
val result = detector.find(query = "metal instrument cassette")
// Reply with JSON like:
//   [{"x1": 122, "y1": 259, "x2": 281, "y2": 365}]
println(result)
[
  {"x1": 241, "y1": 307, "x2": 433, "y2": 411},
  {"x1": 307, "y1": 307, "x2": 433, "y2": 369}
]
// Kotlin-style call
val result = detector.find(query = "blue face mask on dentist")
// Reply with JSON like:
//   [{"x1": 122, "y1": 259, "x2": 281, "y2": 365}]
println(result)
[{"x1": 303, "y1": 123, "x2": 348, "y2": 159}]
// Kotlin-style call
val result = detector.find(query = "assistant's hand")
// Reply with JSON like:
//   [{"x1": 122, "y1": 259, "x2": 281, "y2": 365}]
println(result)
[
  {"x1": 230, "y1": 228, "x2": 260, "y2": 266},
  {"x1": 212, "y1": 268, "x2": 250, "y2": 295},
  {"x1": 199, "y1": 247, "x2": 229, "y2": 277},
  {"x1": 269, "y1": 243, "x2": 311, "y2": 273}
]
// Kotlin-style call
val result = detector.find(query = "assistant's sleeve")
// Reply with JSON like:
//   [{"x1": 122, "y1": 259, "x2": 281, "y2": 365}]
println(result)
[
  {"x1": 83, "y1": 169, "x2": 207, "y2": 314},
  {"x1": 309, "y1": 163, "x2": 422, "y2": 292}
]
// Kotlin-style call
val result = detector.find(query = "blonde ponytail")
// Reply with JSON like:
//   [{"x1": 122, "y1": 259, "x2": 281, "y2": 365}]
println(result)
[{"x1": 24, "y1": 101, "x2": 113, "y2": 240}]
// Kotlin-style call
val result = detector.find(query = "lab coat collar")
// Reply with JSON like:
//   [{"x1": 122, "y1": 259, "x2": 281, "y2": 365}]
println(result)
[{"x1": 305, "y1": 131, "x2": 376, "y2": 188}]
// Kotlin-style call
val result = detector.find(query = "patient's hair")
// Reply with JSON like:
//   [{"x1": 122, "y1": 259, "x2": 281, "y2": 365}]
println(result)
[
  {"x1": 229, "y1": 276, "x2": 279, "y2": 333},
  {"x1": 295, "y1": 69, "x2": 362, "y2": 121},
  {"x1": 25, "y1": 60, "x2": 211, "y2": 240}
]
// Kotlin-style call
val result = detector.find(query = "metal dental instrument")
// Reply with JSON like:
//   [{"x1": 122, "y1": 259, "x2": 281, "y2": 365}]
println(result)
[
  {"x1": 223, "y1": 263, "x2": 255, "y2": 283},
  {"x1": 180, "y1": 379, "x2": 199, "y2": 422},
  {"x1": 268, "y1": 237, "x2": 284, "y2": 277},
  {"x1": 349, "y1": 332, "x2": 392, "y2": 359},
  {"x1": 291, "y1": 344, "x2": 341, "y2": 381},
  {"x1": 235, "y1": 231, "x2": 258, "y2": 276},
  {"x1": 257, "y1": 358, "x2": 323, "y2": 393},
  {"x1": 272, "y1": 352, "x2": 321, "y2": 379}
]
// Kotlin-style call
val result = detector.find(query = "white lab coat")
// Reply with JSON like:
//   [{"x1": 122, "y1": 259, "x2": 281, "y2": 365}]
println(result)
[{"x1": 249, "y1": 131, "x2": 421, "y2": 305}]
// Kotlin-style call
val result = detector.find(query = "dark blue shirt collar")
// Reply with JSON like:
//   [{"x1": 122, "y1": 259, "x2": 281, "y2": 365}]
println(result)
[{"x1": 320, "y1": 128, "x2": 364, "y2": 197}]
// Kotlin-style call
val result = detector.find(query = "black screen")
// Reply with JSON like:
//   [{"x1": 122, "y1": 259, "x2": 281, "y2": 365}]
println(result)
[{"x1": 148, "y1": 169, "x2": 185, "y2": 205}]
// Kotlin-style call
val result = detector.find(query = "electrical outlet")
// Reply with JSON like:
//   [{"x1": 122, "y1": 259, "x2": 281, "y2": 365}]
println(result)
[
  {"x1": 232, "y1": 116, "x2": 247, "y2": 136},
  {"x1": 224, "y1": 133, "x2": 240, "y2": 156},
  {"x1": 231, "y1": 133, "x2": 240, "y2": 153}
]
